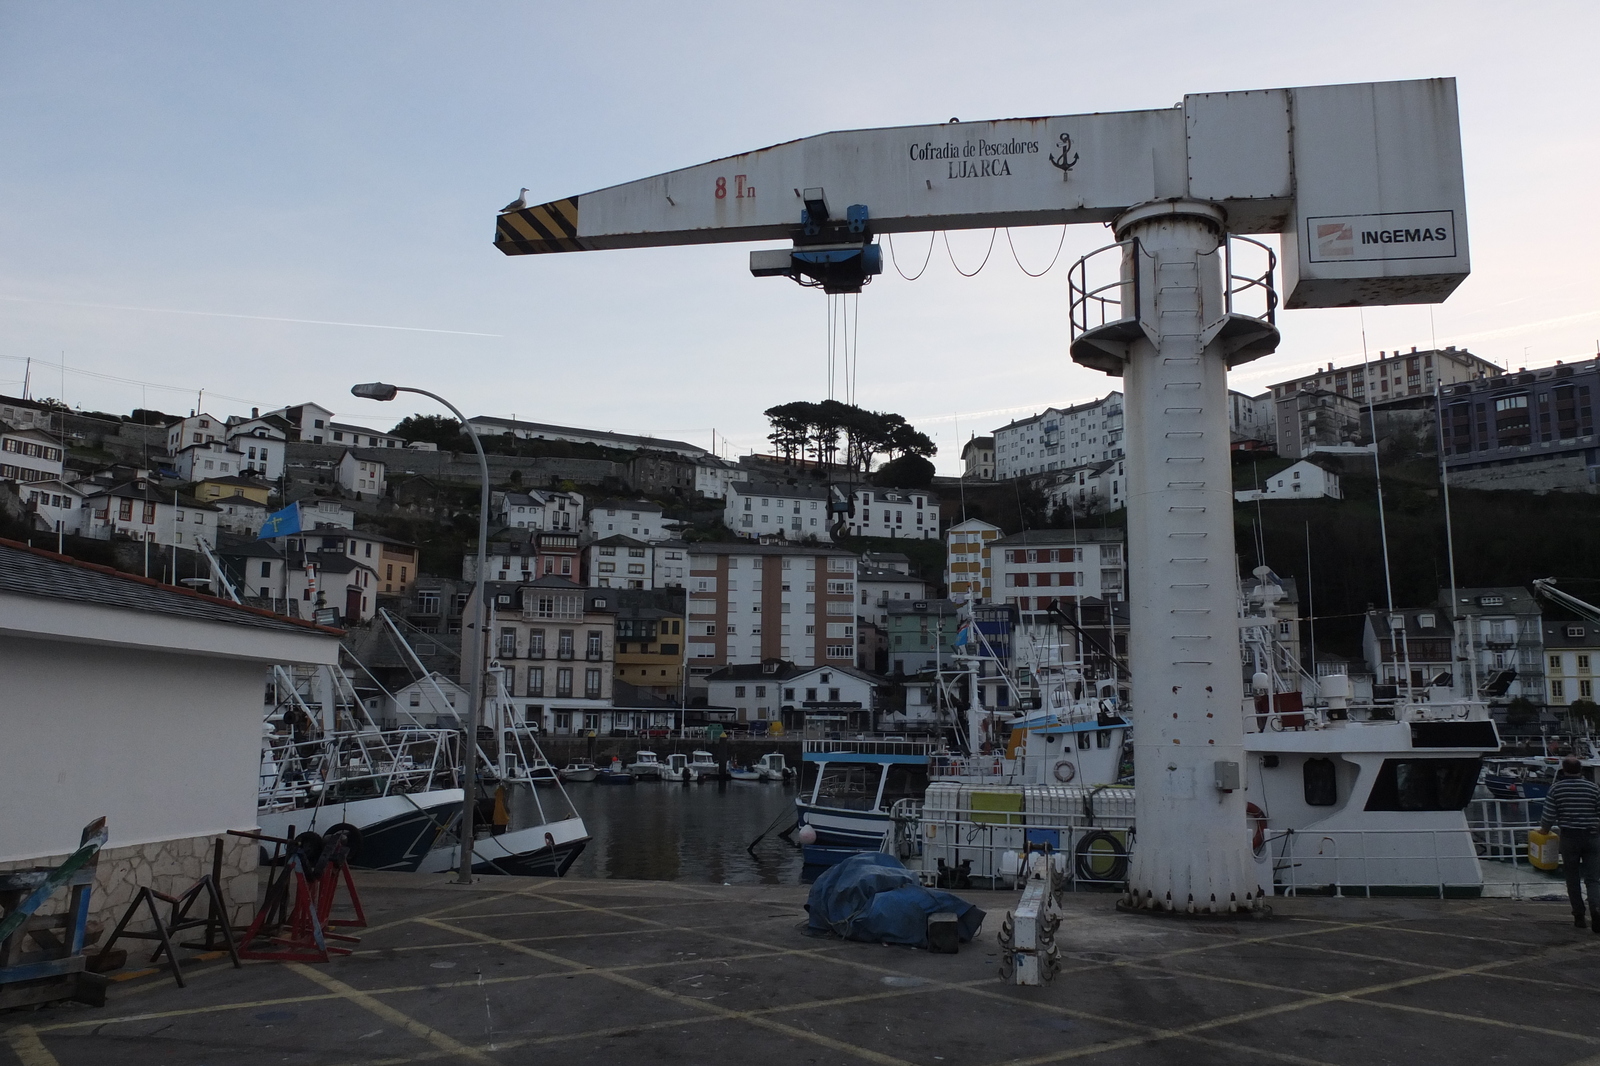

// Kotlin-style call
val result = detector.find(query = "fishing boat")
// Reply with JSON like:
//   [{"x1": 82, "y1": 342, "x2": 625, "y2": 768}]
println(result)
[
  {"x1": 661, "y1": 752, "x2": 691, "y2": 782},
  {"x1": 627, "y1": 750, "x2": 664, "y2": 778},
  {"x1": 755, "y1": 753, "x2": 793, "y2": 781},
  {"x1": 1482, "y1": 757, "x2": 1555, "y2": 801},
  {"x1": 598, "y1": 758, "x2": 635, "y2": 784},
  {"x1": 520, "y1": 758, "x2": 561, "y2": 786},
  {"x1": 687, "y1": 750, "x2": 721, "y2": 779},
  {"x1": 559, "y1": 761, "x2": 599, "y2": 783}
]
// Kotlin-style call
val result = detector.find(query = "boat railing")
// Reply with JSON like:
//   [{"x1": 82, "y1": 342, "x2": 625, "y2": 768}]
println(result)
[
  {"x1": 258, "y1": 726, "x2": 459, "y2": 807},
  {"x1": 1243, "y1": 698, "x2": 1490, "y2": 733},
  {"x1": 803, "y1": 738, "x2": 932, "y2": 758},
  {"x1": 1271, "y1": 799, "x2": 1555, "y2": 899},
  {"x1": 927, "y1": 752, "x2": 1015, "y2": 781}
]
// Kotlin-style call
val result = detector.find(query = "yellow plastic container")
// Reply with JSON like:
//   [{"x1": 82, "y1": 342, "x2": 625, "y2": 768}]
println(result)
[{"x1": 1528, "y1": 829, "x2": 1561, "y2": 871}]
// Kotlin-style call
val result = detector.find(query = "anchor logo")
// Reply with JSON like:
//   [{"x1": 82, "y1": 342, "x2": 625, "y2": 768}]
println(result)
[{"x1": 1048, "y1": 132, "x2": 1079, "y2": 180}]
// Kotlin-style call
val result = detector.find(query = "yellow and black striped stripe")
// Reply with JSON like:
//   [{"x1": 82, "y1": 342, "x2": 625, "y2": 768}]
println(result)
[{"x1": 494, "y1": 196, "x2": 585, "y2": 255}]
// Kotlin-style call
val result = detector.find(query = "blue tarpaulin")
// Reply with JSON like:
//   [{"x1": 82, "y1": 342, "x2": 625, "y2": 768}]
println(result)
[{"x1": 804, "y1": 853, "x2": 985, "y2": 948}]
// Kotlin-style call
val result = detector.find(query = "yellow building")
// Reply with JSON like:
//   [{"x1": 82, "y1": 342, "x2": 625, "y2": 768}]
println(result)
[
  {"x1": 193, "y1": 474, "x2": 272, "y2": 506},
  {"x1": 614, "y1": 604, "x2": 685, "y2": 700},
  {"x1": 945, "y1": 518, "x2": 1001, "y2": 603}
]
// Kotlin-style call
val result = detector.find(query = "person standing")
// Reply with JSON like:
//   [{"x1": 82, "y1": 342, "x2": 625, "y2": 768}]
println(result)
[{"x1": 1539, "y1": 756, "x2": 1600, "y2": 929}]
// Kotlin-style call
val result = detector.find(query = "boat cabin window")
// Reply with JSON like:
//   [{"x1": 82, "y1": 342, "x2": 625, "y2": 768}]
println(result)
[
  {"x1": 814, "y1": 763, "x2": 881, "y2": 810},
  {"x1": 881, "y1": 764, "x2": 929, "y2": 808},
  {"x1": 1303, "y1": 757, "x2": 1337, "y2": 806},
  {"x1": 1077, "y1": 731, "x2": 1091, "y2": 750},
  {"x1": 1096, "y1": 730, "x2": 1112, "y2": 748},
  {"x1": 1364, "y1": 758, "x2": 1482, "y2": 812}
]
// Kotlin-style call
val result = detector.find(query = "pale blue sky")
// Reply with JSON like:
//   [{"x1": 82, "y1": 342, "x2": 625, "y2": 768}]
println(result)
[{"x1": 2, "y1": 1, "x2": 1595, "y2": 472}]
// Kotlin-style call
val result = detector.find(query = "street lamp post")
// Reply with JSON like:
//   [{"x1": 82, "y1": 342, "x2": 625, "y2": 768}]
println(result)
[{"x1": 352, "y1": 382, "x2": 490, "y2": 884}]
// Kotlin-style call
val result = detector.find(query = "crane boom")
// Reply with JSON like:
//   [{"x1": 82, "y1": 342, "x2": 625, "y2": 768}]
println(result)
[
  {"x1": 497, "y1": 78, "x2": 1469, "y2": 309},
  {"x1": 1533, "y1": 579, "x2": 1600, "y2": 628}
]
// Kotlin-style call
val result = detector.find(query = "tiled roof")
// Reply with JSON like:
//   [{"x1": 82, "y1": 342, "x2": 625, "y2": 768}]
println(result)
[{"x1": 0, "y1": 540, "x2": 341, "y2": 635}]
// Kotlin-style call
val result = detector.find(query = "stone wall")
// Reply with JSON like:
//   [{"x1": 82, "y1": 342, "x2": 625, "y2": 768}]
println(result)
[
  {"x1": 1450, "y1": 455, "x2": 1600, "y2": 494},
  {"x1": 0, "y1": 831, "x2": 259, "y2": 933},
  {"x1": 283, "y1": 442, "x2": 624, "y2": 490}
]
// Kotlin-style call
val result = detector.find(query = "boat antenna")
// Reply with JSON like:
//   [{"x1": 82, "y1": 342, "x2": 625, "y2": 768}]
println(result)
[
  {"x1": 1305, "y1": 520, "x2": 1316, "y2": 695},
  {"x1": 1360, "y1": 312, "x2": 1413, "y2": 699},
  {"x1": 1434, "y1": 381, "x2": 1466, "y2": 695}
]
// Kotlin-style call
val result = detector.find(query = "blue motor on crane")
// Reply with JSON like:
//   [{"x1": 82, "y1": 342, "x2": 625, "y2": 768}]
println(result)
[{"x1": 749, "y1": 193, "x2": 881, "y2": 294}]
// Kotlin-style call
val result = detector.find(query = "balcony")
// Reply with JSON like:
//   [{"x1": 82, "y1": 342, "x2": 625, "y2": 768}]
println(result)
[
  {"x1": 557, "y1": 648, "x2": 575, "y2": 661},
  {"x1": 586, "y1": 650, "x2": 603, "y2": 662}
]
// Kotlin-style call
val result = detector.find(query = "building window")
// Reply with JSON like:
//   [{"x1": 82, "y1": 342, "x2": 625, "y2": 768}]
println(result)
[
  {"x1": 585, "y1": 669, "x2": 602, "y2": 699},
  {"x1": 1552, "y1": 680, "x2": 1565, "y2": 700},
  {"x1": 528, "y1": 667, "x2": 544, "y2": 697},
  {"x1": 1551, "y1": 654, "x2": 1563, "y2": 671},
  {"x1": 556, "y1": 668, "x2": 573, "y2": 698}
]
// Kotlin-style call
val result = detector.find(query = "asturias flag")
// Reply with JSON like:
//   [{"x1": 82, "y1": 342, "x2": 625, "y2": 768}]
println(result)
[{"x1": 258, "y1": 502, "x2": 302, "y2": 539}]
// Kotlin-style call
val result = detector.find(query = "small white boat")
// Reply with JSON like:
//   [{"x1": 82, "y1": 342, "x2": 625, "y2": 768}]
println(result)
[
  {"x1": 756, "y1": 753, "x2": 792, "y2": 781},
  {"x1": 728, "y1": 766, "x2": 762, "y2": 781},
  {"x1": 687, "y1": 750, "x2": 720, "y2": 779},
  {"x1": 519, "y1": 758, "x2": 560, "y2": 786},
  {"x1": 660, "y1": 752, "x2": 690, "y2": 782},
  {"x1": 628, "y1": 750, "x2": 664, "y2": 778},
  {"x1": 558, "y1": 761, "x2": 598, "y2": 783}
]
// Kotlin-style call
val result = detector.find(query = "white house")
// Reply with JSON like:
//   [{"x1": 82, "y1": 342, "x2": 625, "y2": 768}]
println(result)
[
  {"x1": 20, "y1": 479, "x2": 86, "y2": 536},
  {"x1": 587, "y1": 535, "x2": 653, "y2": 589},
  {"x1": 856, "y1": 561, "x2": 929, "y2": 632},
  {"x1": 724, "y1": 480, "x2": 831, "y2": 539},
  {"x1": 0, "y1": 540, "x2": 341, "y2": 929},
  {"x1": 385, "y1": 673, "x2": 469, "y2": 729},
  {"x1": 587, "y1": 500, "x2": 668, "y2": 542},
  {"x1": 81, "y1": 480, "x2": 220, "y2": 550},
  {"x1": 495, "y1": 489, "x2": 583, "y2": 532},
  {"x1": 173, "y1": 439, "x2": 247, "y2": 481},
  {"x1": 300, "y1": 499, "x2": 356, "y2": 530},
  {"x1": 705, "y1": 660, "x2": 880, "y2": 731},
  {"x1": 223, "y1": 415, "x2": 289, "y2": 479},
  {"x1": 1234, "y1": 460, "x2": 1343, "y2": 502},
  {"x1": 843, "y1": 487, "x2": 939, "y2": 540},
  {"x1": 165, "y1": 411, "x2": 288, "y2": 479},
  {"x1": 211, "y1": 494, "x2": 269, "y2": 535},
  {"x1": 0, "y1": 423, "x2": 66, "y2": 484},
  {"x1": 163, "y1": 412, "x2": 227, "y2": 455},
  {"x1": 0, "y1": 395, "x2": 63, "y2": 434},
  {"x1": 263, "y1": 402, "x2": 336, "y2": 444},
  {"x1": 336, "y1": 450, "x2": 387, "y2": 498},
  {"x1": 693, "y1": 455, "x2": 741, "y2": 500}
]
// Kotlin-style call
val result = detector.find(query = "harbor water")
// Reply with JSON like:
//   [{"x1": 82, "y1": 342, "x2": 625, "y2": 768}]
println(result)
[{"x1": 513, "y1": 778, "x2": 805, "y2": 885}]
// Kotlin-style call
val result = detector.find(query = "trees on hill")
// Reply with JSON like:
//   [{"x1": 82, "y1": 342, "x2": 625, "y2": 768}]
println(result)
[{"x1": 763, "y1": 400, "x2": 935, "y2": 476}]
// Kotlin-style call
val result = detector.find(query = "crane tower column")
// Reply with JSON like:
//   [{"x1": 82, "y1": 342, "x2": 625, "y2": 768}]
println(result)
[{"x1": 1074, "y1": 199, "x2": 1279, "y2": 914}]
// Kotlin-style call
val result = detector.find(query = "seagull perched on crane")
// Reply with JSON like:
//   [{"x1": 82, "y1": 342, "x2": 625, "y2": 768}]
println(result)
[{"x1": 500, "y1": 188, "x2": 529, "y2": 213}]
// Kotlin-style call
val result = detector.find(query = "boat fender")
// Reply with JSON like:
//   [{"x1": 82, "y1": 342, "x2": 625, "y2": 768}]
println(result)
[
  {"x1": 797, "y1": 824, "x2": 818, "y2": 846},
  {"x1": 1073, "y1": 830, "x2": 1129, "y2": 883},
  {"x1": 325, "y1": 822, "x2": 363, "y2": 860},
  {"x1": 1052, "y1": 759, "x2": 1077, "y2": 784},
  {"x1": 1245, "y1": 803, "x2": 1269, "y2": 856}
]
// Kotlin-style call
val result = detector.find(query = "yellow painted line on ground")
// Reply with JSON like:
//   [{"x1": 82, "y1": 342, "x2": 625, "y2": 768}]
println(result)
[
  {"x1": 287, "y1": 963, "x2": 498, "y2": 1065},
  {"x1": 422, "y1": 916, "x2": 919, "y2": 1066},
  {"x1": 2, "y1": 1026, "x2": 59, "y2": 1066},
  {"x1": 109, "y1": 949, "x2": 230, "y2": 982}
]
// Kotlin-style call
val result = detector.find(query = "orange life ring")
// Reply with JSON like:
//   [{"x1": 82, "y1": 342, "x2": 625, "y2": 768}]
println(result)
[{"x1": 1246, "y1": 802, "x2": 1269, "y2": 855}]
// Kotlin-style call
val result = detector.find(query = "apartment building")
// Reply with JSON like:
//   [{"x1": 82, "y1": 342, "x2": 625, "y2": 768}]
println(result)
[
  {"x1": 653, "y1": 540, "x2": 689, "y2": 589},
  {"x1": 1228, "y1": 390, "x2": 1276, "y2": 446},
  {"x1": 704, "y1": 660, "x2": 880, "y2": 732},
  {"x1": 842, "y1": 487, "x2": 939, "y2": 540},
  {"x1": 945, "y1": 518, "x2": 1001, "y2": 603},
  {"x1": 993, "y1": 392, "x2": 1124, "y2": 480},
  {"x1": 1274, "y1": 389, "x2": 1368, "y2": 459},
  {"x1": 471, "y1": 577, "x2": 617, "y2": 735},
  {"x1": 1269, "y1": 347, "x2": 1501, "y2": 409},
  {"x1": 1439, "y1": 356, "x2": 1600, "y2": 493},
  {"x1": 724, "y1": 480, "x2": 831, "y2": 539},
  {"x1": 587, "y1": 535, "x2": 653, "y2": 589},
  {"x1": 990, "y1": 528, "x2": 1127, "y2": 620},
  {"x1": 1361, "y1": 607, "x2": 1454, "y2": 691},
  {"x1": 886, "y1": 598, "x2": 962, "y2": 676},
  {"x1": 682, "y1": 541, "x2": 858, "y2": 693}
]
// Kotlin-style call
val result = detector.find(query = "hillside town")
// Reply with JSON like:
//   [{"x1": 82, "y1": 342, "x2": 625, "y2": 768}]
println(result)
[{"x1": 7, "y1": 341, "x2": 1600, "y2": 740}]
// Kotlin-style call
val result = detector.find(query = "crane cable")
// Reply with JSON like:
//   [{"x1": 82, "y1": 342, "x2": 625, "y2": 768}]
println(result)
[
  {"x1": 944, "y1": 229, "x2": 997, "y2": 277},
  {"x1": 887, "y1": 231, "x2": 935, "y2": 281},
  {"x1": 1006, "y1": 225, "x2": 1068, "y2": 277}
]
